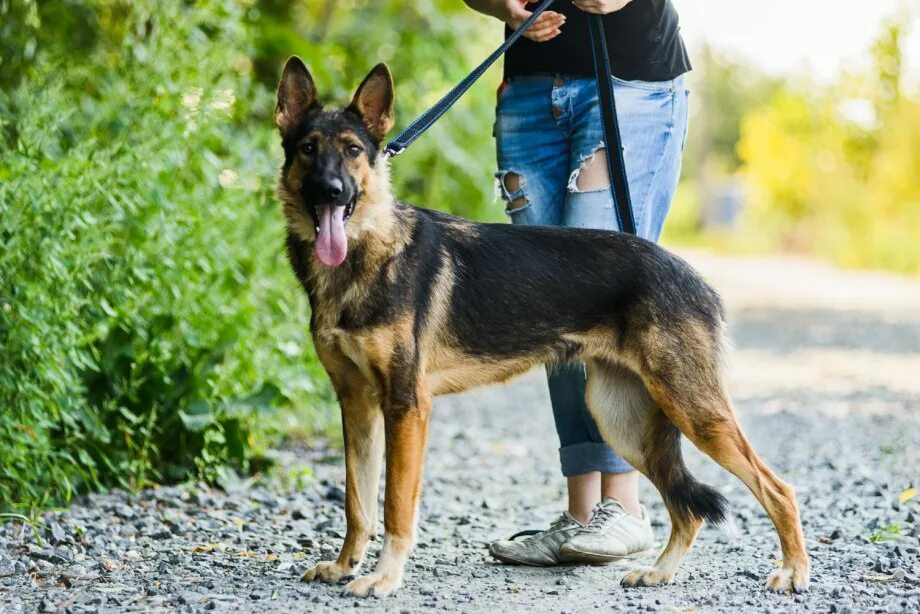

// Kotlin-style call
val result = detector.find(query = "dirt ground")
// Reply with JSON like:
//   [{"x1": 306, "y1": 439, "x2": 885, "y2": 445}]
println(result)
[{"x1": 2, "y1": 251, "x2": 918, "y2": 613}]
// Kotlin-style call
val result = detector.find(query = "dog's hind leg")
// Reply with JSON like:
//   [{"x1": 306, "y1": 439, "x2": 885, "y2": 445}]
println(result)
[
  {"x1": 639, "y1": 328, "x2": 810, "y2": 593},
  {"x1": 584, "y1": 361, "x2": 724, "y2": 587}
]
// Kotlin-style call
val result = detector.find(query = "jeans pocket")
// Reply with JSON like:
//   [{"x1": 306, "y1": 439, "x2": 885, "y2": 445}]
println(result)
[{"x1": 609, "y1": 75, "x2": 674, "y2": 93}]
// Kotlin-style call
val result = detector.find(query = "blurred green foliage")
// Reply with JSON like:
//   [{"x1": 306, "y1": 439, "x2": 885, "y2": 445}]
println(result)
[
  {"x1": 666, "y1": 13, "x2": 920, "y2": 275},
  {"x1": 0, "y1": 0, "x2": 504, "y2": 512},
  {"x1": 737, "y1": 15, "x2": 920, "y2": 273}
]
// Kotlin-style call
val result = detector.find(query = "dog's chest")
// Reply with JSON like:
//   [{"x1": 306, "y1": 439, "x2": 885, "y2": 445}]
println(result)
[
  {"x1": 308, "y1": 265, "x2": 400, "y2": 332},
  {"x1": 326, "y1": 329, "x2": 371, "y2": 371},
  {"x1": 313, "y1": 309, "x2": 407, "y2": 384}
]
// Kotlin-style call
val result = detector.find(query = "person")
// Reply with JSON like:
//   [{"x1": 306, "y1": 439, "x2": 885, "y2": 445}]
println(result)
[{"x1": 462, "y1": 0, "x2": 691, "y2": 565}]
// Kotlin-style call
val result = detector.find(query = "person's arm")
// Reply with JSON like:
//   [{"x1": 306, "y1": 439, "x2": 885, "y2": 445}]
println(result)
[{"x1": 462, "y1": 0, "x2": 566, "y2": 42}]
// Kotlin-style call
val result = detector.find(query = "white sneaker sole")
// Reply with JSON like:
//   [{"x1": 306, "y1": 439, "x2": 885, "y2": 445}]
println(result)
[
  {"x1": 488, "y1": 545, "x2": 562, "y2": 567},
  {"x1": 558, "y1": 545, "x2": 656, "y2": 565}
]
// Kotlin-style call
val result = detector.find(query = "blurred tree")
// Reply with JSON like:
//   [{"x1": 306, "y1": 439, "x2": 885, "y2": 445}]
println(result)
[
  {"x1": 737, "y1": 12, "x2": 920, "y2": 272},
  {"x1": 663, "y1": 46, "x2": 783, "y2": 239},
  {"x1": 683, "y1": 44, "x2": 784, "y2": 179},
  {"x1": 872, "y1": 15, "x2": 904, "y2": 110}
]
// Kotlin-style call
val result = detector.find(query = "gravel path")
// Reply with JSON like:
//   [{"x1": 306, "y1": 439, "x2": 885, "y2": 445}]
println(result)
[{"x1": 2, "y1": 251, "x2": 919, "y2": 613}]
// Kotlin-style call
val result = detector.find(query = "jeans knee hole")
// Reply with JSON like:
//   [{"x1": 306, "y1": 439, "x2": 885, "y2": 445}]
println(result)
[
  {"x1": 496, "y1": 170, "x2": 529, "y2": 213},
  {"x1": 569, "y1": 145, "x2": 611, "y2": 193},
  {"x1": 507, "y1": 197, "x2": 528, "y2": 213}
]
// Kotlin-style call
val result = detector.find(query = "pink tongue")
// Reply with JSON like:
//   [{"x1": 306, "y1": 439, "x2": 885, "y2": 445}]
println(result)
[{"x1": 315, "y1": 206, "x2": 348, "y2": 267}]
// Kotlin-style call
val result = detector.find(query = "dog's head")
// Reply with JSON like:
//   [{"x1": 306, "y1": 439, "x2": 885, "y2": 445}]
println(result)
[{"x1": 275, "y1": 57, "x2": 395, "y2": 267}]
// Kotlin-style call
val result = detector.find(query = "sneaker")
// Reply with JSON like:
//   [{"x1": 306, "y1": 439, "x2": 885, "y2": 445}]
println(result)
[
  {"x1": 559, "y1": 498, "x2": 654, "y2": 564},
  {"x1": 488, "y1": 512, "x2": 585, "y2": 566}
]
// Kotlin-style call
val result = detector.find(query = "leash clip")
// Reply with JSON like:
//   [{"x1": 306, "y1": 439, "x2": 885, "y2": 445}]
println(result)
[{"x1": 382, "y1": 143, "x2": 404, "y2": 159}]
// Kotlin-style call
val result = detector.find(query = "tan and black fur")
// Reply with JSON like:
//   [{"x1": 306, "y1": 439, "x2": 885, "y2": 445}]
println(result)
[{"x1": 275, "y1": 57, "x2": 810, "y2": 598}]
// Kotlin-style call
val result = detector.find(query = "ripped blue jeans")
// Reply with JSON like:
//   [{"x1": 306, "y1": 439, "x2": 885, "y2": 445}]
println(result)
[{"x1": 494, "y1": 73, "x2": 688, "y2": 476}]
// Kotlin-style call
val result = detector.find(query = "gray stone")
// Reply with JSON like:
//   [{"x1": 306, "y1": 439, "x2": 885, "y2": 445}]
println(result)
[
  {"x1": 49, "y1": 522, "x2": 67, "y2": 544},
  {"x1": 53, "y1": 546, "x2": 73, "y2": 563},
  {"x1": 325, "y1": 485, "x2": 346, "y2": 503},
  {"x1": 114, "y1": 504, "x2": 137, "y2": 520}
]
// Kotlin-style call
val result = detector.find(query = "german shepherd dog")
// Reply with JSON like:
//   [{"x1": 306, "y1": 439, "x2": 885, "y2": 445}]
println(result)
[{"x1": 275, "y1": 57, "x2": 810, "y2": 598}]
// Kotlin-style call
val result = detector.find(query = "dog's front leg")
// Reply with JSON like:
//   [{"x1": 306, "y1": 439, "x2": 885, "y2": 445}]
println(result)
[
  {"x1": 304, "y1": 369, "x2": 384, "y2": 584},
  {"x1": 343, "y1": 383, "x2": 431, "y2": 598}
]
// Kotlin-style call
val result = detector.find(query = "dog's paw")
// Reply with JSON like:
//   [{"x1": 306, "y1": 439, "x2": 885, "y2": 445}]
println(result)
[
  {"x1": 302, "y1": 560, "x2": 354, "y2": 584},
  {"x1": 341, "y1": 572, "x2": 401, "y2": 598},
  {"x1": 620, "y1": 566, "x2": 674, "y2": 588},
  {"x1": 765, "y1": 561, "x2": 810, "y2": 593}
]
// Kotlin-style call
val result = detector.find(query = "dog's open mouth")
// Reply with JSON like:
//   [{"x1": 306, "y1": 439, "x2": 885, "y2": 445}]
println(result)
[{"x1": 314, "y1": 201, "x2": 355, "y2": 267}]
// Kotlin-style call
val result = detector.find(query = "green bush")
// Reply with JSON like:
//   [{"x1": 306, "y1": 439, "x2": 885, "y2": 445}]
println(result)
[
  {"x1": 0, "y1": 0, "x2": 331, "y2": 511},
  {"x1": 0, "y1": 0, "x2": 513, "y2": 511}
]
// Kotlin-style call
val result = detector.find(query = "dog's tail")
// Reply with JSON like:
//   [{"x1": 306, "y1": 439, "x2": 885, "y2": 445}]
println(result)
[
  {"x1": 645, "y1": 415, "x2": 728, "y2": 525},
  {"x1": 586, "y1": 359, "x2": 727, "y2": 524}
]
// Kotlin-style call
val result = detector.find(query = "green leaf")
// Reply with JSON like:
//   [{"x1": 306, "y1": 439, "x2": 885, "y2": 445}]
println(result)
[{"x1": 179, "y1": 399, "x2": 214, "y2": 433}]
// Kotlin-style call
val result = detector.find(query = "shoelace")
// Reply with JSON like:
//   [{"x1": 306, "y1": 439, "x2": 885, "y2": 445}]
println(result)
[
  {"x1": 534, "y1": 514, "x2": 572, "y2": 540},
  {"x1": 509, "y1": 514, "x2": 573, "y2": 542},
  {"x1": 581, "y1": 501, "x2": 627, "y2": 535}
]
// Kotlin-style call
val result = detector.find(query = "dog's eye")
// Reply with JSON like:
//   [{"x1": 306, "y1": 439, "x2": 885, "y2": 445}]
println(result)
[
  {"x1": 299, "y1": 142, "x2": 315, "y2": 156},
  {"x1": 346, "y1": 144, "x2": 363, "y2": 157}
]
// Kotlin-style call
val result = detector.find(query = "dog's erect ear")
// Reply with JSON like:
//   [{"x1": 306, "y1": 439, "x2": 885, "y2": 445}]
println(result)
[
  {"x1": 347, "y1": 63, "x2": 395, "y2": 142},
  {"x1": 275, "y1": 56, "x2": 319, "y2": 133}
]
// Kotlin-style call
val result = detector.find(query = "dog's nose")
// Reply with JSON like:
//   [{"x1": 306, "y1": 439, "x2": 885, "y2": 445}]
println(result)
[{"x1": 323, "y1": 178, "x2": 344, "y2": 199}]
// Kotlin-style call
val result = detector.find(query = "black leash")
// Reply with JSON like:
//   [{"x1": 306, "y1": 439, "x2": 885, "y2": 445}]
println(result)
[
  {"x1": 586, "y1": 13, "x2": 635, "y2": 234},
  {"x1": 384, "y1": 0, "x2": 636, "y2": 235},
  {"x1": 383, "y1": 0, "x2": 557, "y2": 158}
]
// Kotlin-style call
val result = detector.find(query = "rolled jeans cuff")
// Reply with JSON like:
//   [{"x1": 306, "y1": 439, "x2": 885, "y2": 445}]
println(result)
[{"x1": 558, "y1": 441, "x2": 634, "y2": 477}]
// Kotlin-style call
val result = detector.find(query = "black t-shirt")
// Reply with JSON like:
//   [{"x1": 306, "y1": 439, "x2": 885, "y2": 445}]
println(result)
[{"x1": 504, "y1": 0, "x2": 691, "y2": 81}]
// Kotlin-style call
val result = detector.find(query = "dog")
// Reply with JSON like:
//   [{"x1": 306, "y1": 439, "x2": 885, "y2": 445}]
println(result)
[{"x1": 274, "y1": 56, "x2": 810, "y2": 598}]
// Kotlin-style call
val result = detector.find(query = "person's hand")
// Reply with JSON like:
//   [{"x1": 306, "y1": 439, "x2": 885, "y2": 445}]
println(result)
[
  {"x1": 503, "y1": 0, "x2": 565, "y2": 42},
  {"x1": 572, "y1": 0, "x2": 633, "y2": 14}
]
